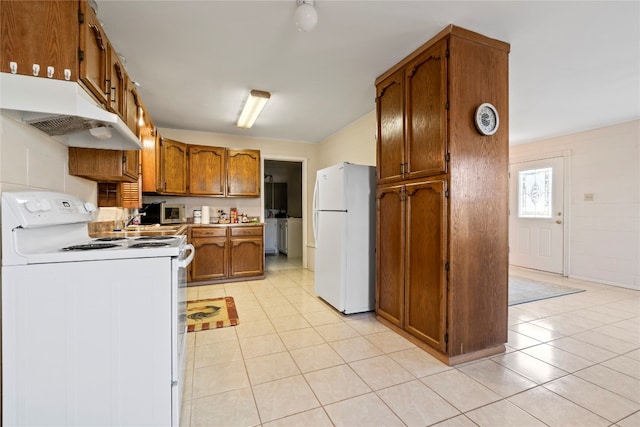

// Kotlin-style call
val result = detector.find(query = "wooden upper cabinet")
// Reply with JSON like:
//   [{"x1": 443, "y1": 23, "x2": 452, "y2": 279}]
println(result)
[
  {"x1": 108, "y1": 44, "x2": 126, "y2": 117},
  {"x1": 69, "y1": 147, "x2": 138, "y2": 182},
  {"x1": 160, "y1": 138, "x2": 188, "y2": 194},
  {"x1": 376, "y1": 38, "x2": 449, "y2": 184},
  {"x1": 226, "y1": 149, "x2": 260, "y2": 197},
  {"x1": 405, "y1": 39, "x2": 448, "y2": 180},
  {"x1": 189, "y1": 145, "x2": 225, "y2": 196},
  {"x1": 79, "y1": 0, "x2": 109, "y2": 103},
  {"x1": 0, "y1": 0, "x2": 78, "y2": 79},
  {"x1": 125, "y1": 81, "x2": 141, "y2": 136},
  {"x1": 376, "y1": 69, "x2": 405, "y2": 184}
]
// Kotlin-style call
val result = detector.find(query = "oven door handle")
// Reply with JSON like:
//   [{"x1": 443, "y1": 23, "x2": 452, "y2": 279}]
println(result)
[{"x1": 178, "y1": 244, "x2": 195, "y2": 268}]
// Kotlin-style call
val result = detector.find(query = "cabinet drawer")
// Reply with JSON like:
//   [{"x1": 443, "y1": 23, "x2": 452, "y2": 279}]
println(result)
[
  {"x1": 191, "y1": 227, "x2": 227, "y2": 238},
  {"x1": 230, "y1": 226, "x2": 263, "y2": 237}
]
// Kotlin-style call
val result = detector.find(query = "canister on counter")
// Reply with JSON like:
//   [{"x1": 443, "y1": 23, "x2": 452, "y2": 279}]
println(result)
[{"x1": 193, "y1": 209, "x2": 202, "y2": 224}]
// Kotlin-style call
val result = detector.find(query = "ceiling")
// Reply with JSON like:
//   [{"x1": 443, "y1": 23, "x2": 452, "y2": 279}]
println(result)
[{"x1": 96, "y1": 1, "x2": 640, "y2": 146}]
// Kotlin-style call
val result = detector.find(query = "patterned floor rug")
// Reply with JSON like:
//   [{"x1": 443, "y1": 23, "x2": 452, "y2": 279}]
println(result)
[
  {"x1": 509, "y1": 276, "x2": 584, "y2": 306},
  {"x1": 186, "y1": 296, "x2": 238, "y2": 332}
]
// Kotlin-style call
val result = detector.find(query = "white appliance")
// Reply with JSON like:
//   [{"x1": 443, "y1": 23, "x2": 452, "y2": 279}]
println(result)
[
  {"x1": 313, "y1": 162, "x2": 375, "y2": 314},
  {"x1": 1, "y1": 191, "x2": 194, "y2": 427}
]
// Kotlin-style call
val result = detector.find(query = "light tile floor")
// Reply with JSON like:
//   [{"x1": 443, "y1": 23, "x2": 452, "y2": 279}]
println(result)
[{"x1": 181, "y1": 259, "x2": 640, "y2": 426}]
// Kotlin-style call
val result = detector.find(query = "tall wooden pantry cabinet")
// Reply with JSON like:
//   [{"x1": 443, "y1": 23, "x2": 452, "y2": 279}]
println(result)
[{"x1": 375, "y1": 25, "x2": 510, "y2": 365}]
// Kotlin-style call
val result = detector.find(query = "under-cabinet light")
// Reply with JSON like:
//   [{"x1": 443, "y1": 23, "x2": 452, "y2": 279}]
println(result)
[{"x1": 237, "y1": 90, "x2": 271, "y2": 129}]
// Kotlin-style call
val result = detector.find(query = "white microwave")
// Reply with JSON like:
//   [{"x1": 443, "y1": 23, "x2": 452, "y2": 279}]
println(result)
[{"x1": 141, "y1": 203, "x2": 186, "y2": 224}]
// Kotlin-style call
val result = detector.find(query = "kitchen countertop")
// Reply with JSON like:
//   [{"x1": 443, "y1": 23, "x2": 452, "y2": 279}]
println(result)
[{"x1": 89, "y1": 222, "x2": 263, "y2": 238}]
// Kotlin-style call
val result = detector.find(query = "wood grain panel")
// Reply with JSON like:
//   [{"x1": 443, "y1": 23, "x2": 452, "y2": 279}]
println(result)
[
  {"x1": 189, "y1": 145, "x2": 225, "y2": 195},
  {"x1": 406, "y1": 39, "x2": 448, "y2": 180},
  {"x1": 161, "y1": 138, "x2": 187, "y2": 194},
  {"x1": 404, "y1": 180, "x2": 448, "y2": 351},
  {"x1": 226, "y1": 149, "x2": 260, "y2": 197},
  {"x1": 190, "y1": 236, "x2": 228, "y2": 281},
  {"x1": 376, "y1": 69, "x2": 405, "y2": 184},
  {"x1": 1, "y1": 0, "x2": 78, "y2": 79},
  {"x1": 375, "y1": 185, "x2": 405, "y2": 327},
  {"x1": 229, "y1": 238, "x2": 264, "y2": 277},
  {"x1": 447, "y1": 34, "x2": 509, "y2": 356}
]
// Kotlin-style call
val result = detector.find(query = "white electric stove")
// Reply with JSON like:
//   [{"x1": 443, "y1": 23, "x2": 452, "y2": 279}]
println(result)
[{"x1": 1, "y1": 191, "x2": 194, "y2": 427}]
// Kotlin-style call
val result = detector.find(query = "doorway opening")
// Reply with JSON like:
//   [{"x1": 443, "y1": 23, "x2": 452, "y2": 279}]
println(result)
[{"x1": 263, "y1": 158, "x2": 306, "y2": 269}]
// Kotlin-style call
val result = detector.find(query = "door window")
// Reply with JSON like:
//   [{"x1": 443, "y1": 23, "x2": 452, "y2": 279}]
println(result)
[{"x1": 518, "y1": 167, "x2": 552, "y2": 218}]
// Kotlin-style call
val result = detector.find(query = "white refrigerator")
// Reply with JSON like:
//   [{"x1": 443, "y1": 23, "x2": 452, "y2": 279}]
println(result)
[{"x1": 313, "y1": 162, "x2": 376, "y2": 314}]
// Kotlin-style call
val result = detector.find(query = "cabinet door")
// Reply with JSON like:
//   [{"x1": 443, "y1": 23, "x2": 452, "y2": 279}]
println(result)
[
  {"x1": 190, "y1": 236, "x2": 228, "y2": 281},
  {"x1": 122, "y1": 150, "x2": 139, "y2": 181},
  {"x1": 125, "y1": 80, "x2": 141, "y2": 136},
  {"x1": 230, "y1": 238, "x2": 264, "y2": 277},
  {"x1": 375, "y1": 185, "x2": 405, "y2": 327},
  {"x1": 79, "y1": 0, "x2": 109, "y2": 104},
  {"x1": 189, "y1": 145, "x2": 225, "y2": 195},
  {"x1": 404, "y1": 180, "x2": 448, "y2": 352},
  {"x1": 376, "y1": 69, "x2": 405, "y2": 184},
  {"x1": 226, "y1": 149, "x2": 260, "y2": 197},
  {"x1": 108, "y1": 45, "x2": 126, "y2": 117},
  {"x1": 405, "y1": 39, "x2": 448, "y2": 180},
  {"x1": 230, "y1": 226, "x2": 264, "y2": 277},
  {"x1": 160, "y1": 138, "x2": 187, "y2": 194},
  {"x1": 1, "y1": 1, "x2": 78, "y2": 79}
]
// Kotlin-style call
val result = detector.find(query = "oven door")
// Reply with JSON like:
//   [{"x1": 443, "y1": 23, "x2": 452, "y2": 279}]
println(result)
[{"x1": 171, "y1": 243, "x2": 194, "y2": 426}]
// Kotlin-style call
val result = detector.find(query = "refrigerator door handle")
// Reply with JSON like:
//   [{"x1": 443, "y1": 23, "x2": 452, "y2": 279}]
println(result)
[
  {"x1": 313, "y1": 210, "x2": 319, "y2": 244},
  {"x1": 313, "y1": 174, "x2": 320, "y2": 212},
  {"x1": 313, "y1": 174, "x2": 319, "y2": 244}
]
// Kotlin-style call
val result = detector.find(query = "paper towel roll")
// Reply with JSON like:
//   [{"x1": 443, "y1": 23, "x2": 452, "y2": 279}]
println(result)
[{"x1": 201, "y1": 206, "x2": 210, "y2": 224}]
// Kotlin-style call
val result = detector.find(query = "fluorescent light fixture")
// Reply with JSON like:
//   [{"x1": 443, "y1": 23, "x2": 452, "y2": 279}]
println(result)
[{"x1": 237, "y1": 90, "x2": 271, "y2": 128}]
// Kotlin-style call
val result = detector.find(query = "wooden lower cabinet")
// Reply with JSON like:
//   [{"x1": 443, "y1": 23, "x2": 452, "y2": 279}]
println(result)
[
  {"x1": 188, "y1": 225, "x2": 264, "y2": 284},
  {"x1": 189, "y1": 227, "x2": 228, "y2": 282},
  {"x1": 229, "y1": 226, "x2": 264, "y2": 278},
  {"x1": 376, "y1": 180, "x2": 447, "y2": 352}
]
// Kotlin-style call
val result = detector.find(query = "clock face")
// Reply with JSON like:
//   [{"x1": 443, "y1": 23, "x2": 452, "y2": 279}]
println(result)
[{"x1": 475, "y1": 103, "x2": 499, "y2": 136}]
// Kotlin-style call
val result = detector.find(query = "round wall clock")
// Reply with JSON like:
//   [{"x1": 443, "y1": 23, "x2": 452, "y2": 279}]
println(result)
[{"x1": 474, "y1": 103, "x2": 499, "y2": 136}]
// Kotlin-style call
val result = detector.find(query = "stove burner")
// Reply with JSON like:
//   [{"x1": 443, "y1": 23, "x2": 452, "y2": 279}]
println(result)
[
  {"x1": 135, "y1": 236, "x2": 175, "y2": 241},
  {"x1": 62, "y1": 243, "x2": 120, "y2": 251},
  {"x1": 130, "y1": 242, "x2": 171, "y2": 248},
  {"x1": 94, "y1": 237, "x2": 127, "y2": 242}
]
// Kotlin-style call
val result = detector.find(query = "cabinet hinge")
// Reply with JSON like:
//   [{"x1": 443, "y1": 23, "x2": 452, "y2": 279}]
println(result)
[
  {"x1": 445, "y1": 102, "x2": 450, "y2": 110},
  {"x1": 445, "y1": 153, "x2": 450, "y2": 162},
  {"x1": 445, "y1": 261, "x2": 450, "y2": 271},
  {"x1": 78, "y1": 48, "x2": 84, "y2": 62},
  {"x1": 445, "y1": 49, "x2": 450, "y2": 58},
  {"x1": 444, "y1": 333, "x2": 449, "y2": 344},
  {"x1": 444, "y1": 189, "x2": 449, "y2": 198},
  {"x1": 122, "y1": 155, "x2": 127, "y2": 164},
  {"x1": 78, "y1": 11, "x2": 84, "y2": 24}
]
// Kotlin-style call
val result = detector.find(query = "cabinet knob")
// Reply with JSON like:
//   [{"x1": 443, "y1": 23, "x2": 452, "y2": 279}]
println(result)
[
  {"x1": 9, "y1": 62, "x2": 17, "y2": 74},
  {"x1": 32, "y1": 63, "x2": 40, "y2": 76}
]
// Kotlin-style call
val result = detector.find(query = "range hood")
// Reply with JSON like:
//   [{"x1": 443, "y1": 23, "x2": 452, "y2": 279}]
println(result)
[{"x1": 0, "y1": 72, "x2": 142, "y2": 150}]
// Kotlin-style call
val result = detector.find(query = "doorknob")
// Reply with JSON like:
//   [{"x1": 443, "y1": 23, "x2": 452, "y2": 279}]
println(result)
[{"x1": 555, "y1": 220, "x2": 562, "y2": 224}]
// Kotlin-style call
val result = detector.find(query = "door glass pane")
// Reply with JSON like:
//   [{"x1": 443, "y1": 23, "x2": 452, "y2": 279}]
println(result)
[{"x1": 518, "y1": 167, "x2": 552, "y2": 218}]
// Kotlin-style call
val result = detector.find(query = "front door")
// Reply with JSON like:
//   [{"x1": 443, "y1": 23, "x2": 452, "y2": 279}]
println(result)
[{"x1": 509, "y1": 157, "x2": 565, "y2": 274}]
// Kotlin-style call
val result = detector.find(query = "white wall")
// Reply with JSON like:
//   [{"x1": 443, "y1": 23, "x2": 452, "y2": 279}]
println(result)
[
  {"x1": 510, "y1": 120, "x2": 640, "y2": 289},
  {"x1": 0, "y1": 115, "x2": 96, "y2": 198},
  {"x1": 307, "y1": 111, "x2": 378, "y2": 270}
]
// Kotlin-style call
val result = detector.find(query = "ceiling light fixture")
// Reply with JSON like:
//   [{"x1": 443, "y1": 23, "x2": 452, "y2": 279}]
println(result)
[
  {"x1": 237, "y1": 90, "x2": 271, "y2": 129},
  {"x1": 294, "y1": 0, "x2": 318, "y2": 32}
]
